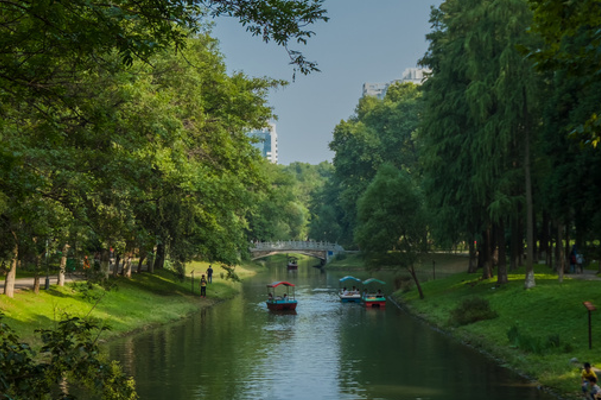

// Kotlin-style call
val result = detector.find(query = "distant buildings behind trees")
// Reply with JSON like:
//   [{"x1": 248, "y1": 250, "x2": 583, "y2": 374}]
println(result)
[
  {"x1": 362, "y1": 67, "x2": 429, "y2": 99},
  {"x1": 248, "y1": 122, "x2": 278, "y2": 164}
]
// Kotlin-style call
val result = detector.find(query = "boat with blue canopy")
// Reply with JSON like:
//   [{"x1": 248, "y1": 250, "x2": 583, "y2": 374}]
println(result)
[
  {"x1": 266, "y1": 281, "x2": 298, "y2": 311},
  {"x1": 338, "y1": 276, "x2": 362, "y2": 303},
  {"x1": 361, "y1": 278, "x2": 386, "y2": 308}
]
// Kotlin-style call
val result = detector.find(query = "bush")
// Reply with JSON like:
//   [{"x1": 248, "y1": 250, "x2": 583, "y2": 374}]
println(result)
[
  {"x1": 507, "y1": 325, "x2": 572, "y2": 354},
  {"x1": 334, "y1": 253, "x2": 347, "y2": 261},
  {"x1": 448, "y1": 297, "x2": 498, "y2": 326}
]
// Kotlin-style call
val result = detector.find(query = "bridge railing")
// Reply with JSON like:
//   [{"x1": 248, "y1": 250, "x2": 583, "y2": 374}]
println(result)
[{"x1": 250, "y1": 241, "x2": 344, "y2": 252}]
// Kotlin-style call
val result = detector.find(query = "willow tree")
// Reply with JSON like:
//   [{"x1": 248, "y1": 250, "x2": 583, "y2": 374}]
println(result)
[{"x1": 420, "y1": 0, "x2": 543, "y2": 287}]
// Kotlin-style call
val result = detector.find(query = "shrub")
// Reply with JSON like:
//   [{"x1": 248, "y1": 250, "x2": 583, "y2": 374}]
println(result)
[
  {"x1": 448, "y1": 297, "x2": 498, "y2": 326},
  {"x1": 507, "y1": 325, "x2": 572, "y2": 354},
  {"x1": 334, "y1": 253, "x2": 347, "y2": 261}
]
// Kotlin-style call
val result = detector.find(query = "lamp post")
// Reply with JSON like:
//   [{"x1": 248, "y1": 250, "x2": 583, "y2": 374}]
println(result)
[
  {"x1": 583, "y1": 301, "x2": 596, "y2": 349},
  {"x1": 44, "y1": 239, "x2": 50, "y2": 290}
]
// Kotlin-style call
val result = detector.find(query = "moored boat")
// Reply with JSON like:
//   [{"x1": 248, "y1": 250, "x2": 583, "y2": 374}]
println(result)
[
  {"x1": 361, "y1": 278, "x2": 386, "y2": 308},
  {"x1": 338, "y1": 276, "x2": 362, "y2": 303},
  {"x1": 266, "y1": 281, "x2": 298, "y2": 311},
  {"x1": 287, "y1": 256, "x2": 298, "y2": 270}
]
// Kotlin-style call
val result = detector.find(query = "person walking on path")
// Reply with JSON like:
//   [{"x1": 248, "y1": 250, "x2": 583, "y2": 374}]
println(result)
[
  {"x1": 200, "y1": 274, "x2": 208, "y2": 298},
  {"x1": 582, "y1": 362, "x2": 597, "y2": 395},
  {"x1": 206, "y1": 265, "x2": 213, "y2": 283}
]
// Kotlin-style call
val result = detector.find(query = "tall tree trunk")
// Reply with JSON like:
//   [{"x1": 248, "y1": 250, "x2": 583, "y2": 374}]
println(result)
[
  {"x1": 510, "y1": 216, "x2": 519, "y2": 271},
  {"x1": 408, "y1": 265, "x2": 425, "y2": 299},
  {"x1": 4, "y1": 241, "x2": 18, "y2": 298},
  {"x1": 497, "y1": 221, "x2": 508, "y2": 284},
  {"x1": 518, "y1": 214, "x2": 524, "y2": 267},
  {"x1": 481, "y1": 228, "x2": 493, "y2": 279},
  {"x1": 147, "y1": 250, "x2": 155, "y2": 274},
  {"x1": 532, "y1": 210, "x2": 539, "y2": 264},
  {"x1": 137, "y1": 251, "x2": 146, "y2": 274},
  {"x1": 524, "y1": 130, "x2": 535, "y2": 289},
  {"x1": 540, "y1": 211, "x2": 549, "y2": 263},
  {"x1": 468, "y1": 237, "x2": 478, "y2": 273},
  {"x1": 543, "y1": 212, "x2": 552, "y2": 267},
  {"x1": 58, "y1": 243, "x2": 68, "y2": 287},
  {"x1": 154, "y1": 243, "x2": 165, "y2": 270},
  {"x1": 113, "y1": 253, "x2": 120, "y2": 277},
  {"x1": 557, "y1": 221, "x2": 565, "y2": 283},
  {"x1": 123, "y1": 252, "x2": 132, "y2": 278},
  {"x1": 100, "y1": 248, "x2": 110, "y2": 280},
  {"x1": 33, "y1": 253, "x2": 41, "y2": 294}
]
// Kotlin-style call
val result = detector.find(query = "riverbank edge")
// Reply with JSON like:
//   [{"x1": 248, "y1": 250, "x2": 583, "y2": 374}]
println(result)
[
  {"x1": 0, "y1": 263, "x2": 263, "y2": 346},
  {"x1": 387, "y1": 295, "x2": 569, "y2": 400}
]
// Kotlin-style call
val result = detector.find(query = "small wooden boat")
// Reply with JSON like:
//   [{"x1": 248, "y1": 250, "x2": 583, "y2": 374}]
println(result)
[
  {"x1": 287, "y1": 256, "x2": 298, "y2": 270},
  {"x1": 361, "y1": 278, "x2": 386, "y2": 308},
  {"x1": 266, "y1": 281, "x2": 298, "y2": 311},
  {"x1": 338, "y1": 276, "x2": 362, "y2": 303}
]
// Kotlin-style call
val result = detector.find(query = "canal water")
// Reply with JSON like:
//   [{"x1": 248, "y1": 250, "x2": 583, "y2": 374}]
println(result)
[{"x1": 107, "y1": 259, "x2": 555, "y2": 400}]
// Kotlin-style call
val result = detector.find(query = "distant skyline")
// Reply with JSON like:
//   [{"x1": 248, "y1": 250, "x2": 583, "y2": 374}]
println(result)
[{"x1": 212, "y1": 0, "x2": 443, "y2": 165}]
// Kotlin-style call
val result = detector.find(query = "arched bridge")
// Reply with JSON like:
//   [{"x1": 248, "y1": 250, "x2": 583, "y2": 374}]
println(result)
[{"x1": 250, "y1": 241, "x2": 345, "y2": 263}]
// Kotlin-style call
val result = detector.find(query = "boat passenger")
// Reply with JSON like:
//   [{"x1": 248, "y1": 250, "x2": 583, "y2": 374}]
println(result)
[
  {"x1": 268, "y1": 293, "x2": 273, "y2": 300},
  {"x1": 377, "y1": 289, "x2": 384, "y2": 298},
  {"x1": 342, "y1": 288, "x2": 349, "y2": 296},
  {"x1": 283, "y1": 293, "x2": 288, "y2": 302}
]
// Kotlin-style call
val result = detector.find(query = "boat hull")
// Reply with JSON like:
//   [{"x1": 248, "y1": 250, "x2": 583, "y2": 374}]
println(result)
[
  {"x1": 339, "y1": 295, "x2": 361, "y2": 303},
  {"x1": 266, "y1": 300, "x2": 298, "y2": 311},
  {"x1": 362, "y1": 297, "x2": 386, "y2": 308}
]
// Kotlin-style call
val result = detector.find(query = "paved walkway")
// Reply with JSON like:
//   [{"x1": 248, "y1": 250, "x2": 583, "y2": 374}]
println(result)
[
  {"x1": 565, "y1": 268, "x2": 601, "y2": 281},
  {"x1": 0, "y1": 272, "x2": 84, "y2": 293}
]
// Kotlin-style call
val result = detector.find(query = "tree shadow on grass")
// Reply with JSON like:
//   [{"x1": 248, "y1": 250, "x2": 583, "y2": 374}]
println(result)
[{"x1": 121, "y1": 272, "x2": 193, "y2": 297}]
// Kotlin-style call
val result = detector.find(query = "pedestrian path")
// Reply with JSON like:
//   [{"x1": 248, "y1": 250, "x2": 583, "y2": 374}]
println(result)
[{"x1": 0, "y1": 273, "x2": 84, "y2": 293}]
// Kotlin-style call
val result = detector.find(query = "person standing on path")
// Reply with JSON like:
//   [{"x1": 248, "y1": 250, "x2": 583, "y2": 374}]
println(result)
[
  {"x1": 206, "y1": 265, "x2": 213, "y2": 283},
  {"x1": 200, "y1": 274, "x2": 208, "y2": 298}
]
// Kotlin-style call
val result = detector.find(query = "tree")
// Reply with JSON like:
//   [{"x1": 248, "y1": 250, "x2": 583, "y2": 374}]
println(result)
[
  {"x1": 0, "y1": 314, "x2": 137, "y2": 399},
  {"x1": 420, "y1": 0, "x2": 543, "y2": 287},
  {"x1": 528, "y1": 0, "x2": 601, "y2": 146},
  {"x1": 329, "y1": 82, "x2": 423, "y2": 246},
  {"x1": 354, "y1": 164, "x2": 428, "y2": 299}
]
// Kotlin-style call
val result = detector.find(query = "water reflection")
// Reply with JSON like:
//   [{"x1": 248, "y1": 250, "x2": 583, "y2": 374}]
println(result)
[{"x1": 107, "y1": 258, "x2": 553, "y2": 400}]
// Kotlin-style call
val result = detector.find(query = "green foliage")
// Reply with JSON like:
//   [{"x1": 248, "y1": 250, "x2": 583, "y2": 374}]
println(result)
[
  {"x1": 528, "y1": 0, "x2": 601, "y2": 146},
  {"x1": 220, "y1": 265, "x2": 241, "y2": 282},
  {"x1": 448, "y1": 297, "x2": 498, "y2": 327},
  {"x1": 0, "y1": 313, "x2": 137, "y2": 399},
  {"x1": 326, "y1": 82, "x2": 423, "y2": 246},
  {"x1": 507, "y1": 324, "x2": 573, "y2": 354},
  {"x1": 355, "y1": 163, "x2": 428, "y2": 270}
]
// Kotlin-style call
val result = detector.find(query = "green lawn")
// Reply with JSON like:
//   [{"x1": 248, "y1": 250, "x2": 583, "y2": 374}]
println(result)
[
  {"x1": 396, "y1": 262, "x2": 601, "y2": 399},
  {"x1": 0, "y1": 262, "x2": 261, "y2": 345}
]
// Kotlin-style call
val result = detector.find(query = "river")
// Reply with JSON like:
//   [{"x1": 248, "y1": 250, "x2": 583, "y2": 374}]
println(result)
[{"x1": 107, "y1": 258, "x2": 555, "y2": 400}]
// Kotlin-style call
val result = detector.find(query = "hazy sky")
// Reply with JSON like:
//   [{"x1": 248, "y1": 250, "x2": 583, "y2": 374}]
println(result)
[{"x1": 212, "y1": 0, "x2": 443, "y2": 165}]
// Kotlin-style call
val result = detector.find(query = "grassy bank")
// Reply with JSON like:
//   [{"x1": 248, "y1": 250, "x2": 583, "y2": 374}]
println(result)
[
  {"x1": 394, "y1": 259, "x2": 601, "y2": 400},
  {"x1": 0, "y1": 262, "x2": 262, "y2": 344}
]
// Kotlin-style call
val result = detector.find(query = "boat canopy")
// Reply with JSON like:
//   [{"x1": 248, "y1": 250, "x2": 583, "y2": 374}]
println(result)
[
  {"x1": 339, "y1": 276, "x2": 362, "y2": 284},
  {"x1": 267, "y1": 281, "x2": 295, "y2": 288},
  {"x1": 362, "y1": 278, "x2": 386, "y2": 285}
]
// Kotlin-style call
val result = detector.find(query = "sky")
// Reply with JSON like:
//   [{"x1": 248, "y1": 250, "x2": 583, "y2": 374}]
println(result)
[{"x1": 211, "y1": 0, "x2": 443, "y2": 165}]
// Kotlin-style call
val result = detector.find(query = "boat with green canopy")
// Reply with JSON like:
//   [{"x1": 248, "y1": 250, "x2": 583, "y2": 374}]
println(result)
[
  {"x1": 361, "y1": 278, "x2": 386, "y2": 308},
  {"x1": 338, "y1": 276, "x2": 362, "y2": 303}
]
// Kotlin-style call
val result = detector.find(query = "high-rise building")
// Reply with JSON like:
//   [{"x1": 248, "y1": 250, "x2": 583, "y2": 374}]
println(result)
[
  {"x1": 247, "y1": 122, "x2": 278, "y2": 164},
  {"x1": 362, "y1": 67, "x2": 430, "y2": 99}
]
